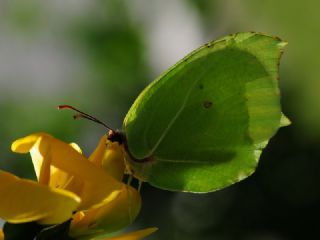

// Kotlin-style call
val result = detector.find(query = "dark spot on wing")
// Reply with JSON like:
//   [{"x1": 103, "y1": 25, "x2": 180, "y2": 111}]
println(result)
[
  {"x1": 199, "y1": 84, "x2": 204, "y2": 90},
  {"x1": 203, "y1": 100, "x2": 213, "y2": 109}
]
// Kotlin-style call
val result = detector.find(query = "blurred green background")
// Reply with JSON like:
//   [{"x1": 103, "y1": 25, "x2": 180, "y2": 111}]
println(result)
[{"x1": 0, "y1": 0, "x2": 319, "y2": 239}]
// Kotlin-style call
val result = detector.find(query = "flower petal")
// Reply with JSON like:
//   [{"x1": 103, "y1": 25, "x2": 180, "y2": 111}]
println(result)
[
  {"x1": 49, "y1": 143, "x2": 84, "y2": 190},
  {"x1": 12, "y1": 133, "x2": 121, "y2": 210},
  {"x1": 49, "y1": 168, "x2": 72, "y2": 189},
  {"x1": 0, "y1": 229, "x2": 3, "y2": 240},
  {"x1": 103, "y1": 227, "x2": 158, "y2": 240},
  {"x1": 89, "y1": 136, "x2": 125, "y2": 181},
  {"x1": 11, "y1": 134, "x2": 41, "y2": 153},
  {"x1": 12, "y1": 134, "x2": 51, "y2": 185},
  {"x1": 69, "y1": 142, "x2": 82, "y2": 154},
  {"x1": 88, "y1": 135, "x2": 108, "y2": 167},
  {"x1": 70, "y1": 184, "x2": 141, "y2": 236},
  {"x1": 0, "y1": 170, "x2": 80, "y2": 225}
]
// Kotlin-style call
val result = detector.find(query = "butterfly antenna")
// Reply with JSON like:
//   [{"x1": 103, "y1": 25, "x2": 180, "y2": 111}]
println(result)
[{"x1": 58, "y1": 105, "x2": 115, "y2": 132}]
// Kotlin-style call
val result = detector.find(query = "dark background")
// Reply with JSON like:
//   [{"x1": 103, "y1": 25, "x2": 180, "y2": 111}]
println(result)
[{"x1": 0, "y1": 1, "x2": 319, "y2": 239}]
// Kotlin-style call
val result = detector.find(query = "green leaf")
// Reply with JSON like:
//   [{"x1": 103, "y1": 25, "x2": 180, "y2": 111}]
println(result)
[{"x1": 123, "y1": 32, "x2": 288, "y2": 192}]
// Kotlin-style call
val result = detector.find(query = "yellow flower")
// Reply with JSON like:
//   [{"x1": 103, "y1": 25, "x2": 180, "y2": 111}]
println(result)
[{"x1": 0, "y1": 133, "x2": 157, "y2": 240}]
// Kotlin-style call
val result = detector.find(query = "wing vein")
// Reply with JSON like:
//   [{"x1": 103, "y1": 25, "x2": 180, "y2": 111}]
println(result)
[{"x1": 146, "y1": 67, "x2": 207, "y2": 156}]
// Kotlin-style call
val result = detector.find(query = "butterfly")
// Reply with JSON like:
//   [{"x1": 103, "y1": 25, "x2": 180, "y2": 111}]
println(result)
[{"x1": 61, "y1": 32, "x2": 289, "y2": 193}]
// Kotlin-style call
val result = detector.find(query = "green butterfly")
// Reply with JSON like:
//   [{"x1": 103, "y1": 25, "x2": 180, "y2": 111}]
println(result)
[
  {"x1": 121, "y1": 32, "x2": 289, "y2": 193},
  {"x1": 66, "y1": 32, "x2": 289, "y2": 193}
]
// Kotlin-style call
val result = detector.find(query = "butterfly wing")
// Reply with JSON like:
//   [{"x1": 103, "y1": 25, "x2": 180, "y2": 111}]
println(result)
[{"x1": 123, "y1": 32, "x2": 288, "y2": 192}]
